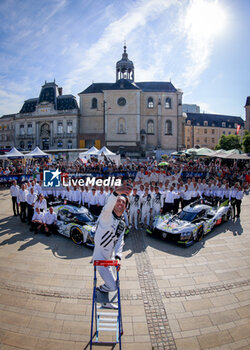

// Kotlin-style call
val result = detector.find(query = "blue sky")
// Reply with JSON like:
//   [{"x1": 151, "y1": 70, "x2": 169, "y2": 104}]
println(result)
[{"x1": 0, "y1": 0, "x2": 249, "y2": 119}]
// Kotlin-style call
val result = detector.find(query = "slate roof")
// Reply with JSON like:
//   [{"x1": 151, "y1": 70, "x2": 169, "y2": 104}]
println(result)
[
  {"x1": 186, "y1": 112, "x2": 245, "y2": 128},
  {"x1": 79, "y1": 80, "x2": 177, "y2": 94},
  {"x1": 135, "y1": 82, "x2": 177, "y2": 92},
  {"x1": 245, "y1": 96, "x2": 250, "y2": 107},
  {"x1": 19, "y1": 95, "x2": 78, "y2": 113}
]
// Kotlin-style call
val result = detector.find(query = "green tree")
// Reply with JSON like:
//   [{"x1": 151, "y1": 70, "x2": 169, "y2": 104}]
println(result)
[
  {"x1": 242, "y1": 131, "x2": 250, "y2": 153},
  {"x1": 215, "y1": 134, "x2": 242, "y2": 151}
]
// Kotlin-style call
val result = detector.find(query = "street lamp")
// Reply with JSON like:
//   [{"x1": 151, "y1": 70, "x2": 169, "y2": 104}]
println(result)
[{"x1": 99, "y1": 100, "x2": 111, "y2": 147}]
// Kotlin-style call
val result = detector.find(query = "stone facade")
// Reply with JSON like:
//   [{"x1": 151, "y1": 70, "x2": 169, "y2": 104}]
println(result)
[
  {"x1": 245, "y1": 96, "x2": 250, "y2": 132},
  {"x1": 78, "y1": 46, "x2": 185, "y2": 154},
  {"x1": 184, "y1": 112, "x2": 245, "y2": 149},
  {"x1": 0, "y1": 82, "x2": 79, "y2": 151}
]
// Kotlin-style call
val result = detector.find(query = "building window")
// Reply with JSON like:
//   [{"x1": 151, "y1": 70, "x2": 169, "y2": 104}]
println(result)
[
  {"x1": 165, "y1": 97, "x2": 171, "y2": 109},
  {"x1": 223, "y1": 131, "x2": 225, "y2": 135},
  {"x1": 57, "y1": 140, "x2": 63, "y2": 148},
  {"x1": 212, "y1": 123, "x2": 215, "y2": 127},
  {"x1": 20, "y1": 124, "x2": 25, "y2": 135},
  {"x1": 234, "y1": 123, "x2": 237, "y2": 128},
  {"x1": 204, "y1": 121, "x2": 208, "y2": 126},
  {"x1": 212, "y1": 129, "x2": 215, "y2": 134},
  {"x1": 222, "y1": 122, "x2": 226, "y2": 127},
  {"x1": 28, "y1": 141, "x2": 32, "y2": 150},
  {"x1": 187, "y1": 120, "x2": 191, "y2": 125},
  {"x1": 67, "y1": 121, "x2": 73, "y2": 134},
  {"x1": 91, "y1": 98, "x2": 97, "y2": 109},
  {"x1": 27, "y1": 123, "x2": 32, "y2": 135},
  {"x1": 204, "y1": 129, "x2": 207, "y2": 134},
  {"x1": 147, "y1": 120, "x2": 154, "y2": 134},
  {"x1": 67, "y1": 140, "x2": 72, "y2": 149},
  {"x1": 118, "y1": 118, "x2": 126, "y2": 134},
  {"x1": 197, "y1": 122, "x2": 200, "y2": 126},
  {"x1": 165, "y1": 120, "x2": 172, "y2": 135},
  {"x1": 212, "y1": 138, "x2": 215, "y2": 143},
  {"x1": 228, "y1": 131, "x2": 231, "y2": 135},
  {"x1": 196, "y1": 139, "x2": 200, "y2": 143},
  {"x1": 19, "y1": 141, "x2": 24, "y2": 149},
  {"x1": 147, "y1": 97, "x2": 154, "y2": 108},
  {"x1": 57, "y1": 122, "x2": 63, "y2": 134},
  {"x1": 204, "y1": 137, "x2": 207, "y2": 143},
  {"x1": 187, "y1": 137, "x2": 190, "y2": 141}
]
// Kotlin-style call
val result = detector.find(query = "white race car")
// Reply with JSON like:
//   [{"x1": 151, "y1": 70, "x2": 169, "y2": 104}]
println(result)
[
  {"x1": 53, "y1": 205, "x2": 96, "y2": 246},
  {"x1": 151, "y1": 200, "x2": 232, "y2": 247}
]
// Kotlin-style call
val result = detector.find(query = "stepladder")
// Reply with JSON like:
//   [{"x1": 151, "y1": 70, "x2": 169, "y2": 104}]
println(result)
[{"x1": 90, "y1": 260, "x2": 123, "y2": 349}]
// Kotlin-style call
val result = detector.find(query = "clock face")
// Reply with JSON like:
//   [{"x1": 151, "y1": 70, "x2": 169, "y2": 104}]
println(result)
[{"x1": 117, "y1": 97, "x2": 126, "y2": 106}]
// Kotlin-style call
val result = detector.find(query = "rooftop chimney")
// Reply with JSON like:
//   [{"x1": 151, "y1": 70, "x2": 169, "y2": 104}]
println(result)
[{"x1": 58, "y1": 87, "x2": 63, "y2": 96}]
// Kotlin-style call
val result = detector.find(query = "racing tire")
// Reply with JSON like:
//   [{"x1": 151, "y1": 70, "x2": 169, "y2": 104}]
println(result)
[
  {"x1": 195, "y1": 227, "x2": 204, "y2": 242},
  {"x1": 223, "y1": 209, "x2": 232, "y2": 222},
  {"x1": 70, "y1": 227, "x2": 83, "y2": 245}
]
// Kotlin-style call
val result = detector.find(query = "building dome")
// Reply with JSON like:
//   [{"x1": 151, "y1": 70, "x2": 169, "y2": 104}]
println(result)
[{"x1": 116, "y1": 45, "x2": 134, "y2": 82}]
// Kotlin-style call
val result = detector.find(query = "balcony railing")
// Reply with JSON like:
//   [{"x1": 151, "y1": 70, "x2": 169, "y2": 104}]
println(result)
[{"x1": 55, "y1": 132, "x2": 76, "y2": 138}]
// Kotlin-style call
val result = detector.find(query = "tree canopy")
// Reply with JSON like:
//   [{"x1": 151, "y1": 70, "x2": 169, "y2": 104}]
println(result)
[{"x1": 215, "y1": 134, "x2": 242, "y2": 151}]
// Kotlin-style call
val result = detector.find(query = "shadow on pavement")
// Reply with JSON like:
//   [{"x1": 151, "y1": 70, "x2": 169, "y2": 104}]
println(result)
[{"x1": 0, "y1": 216, "x2": 92, "y2": 260}]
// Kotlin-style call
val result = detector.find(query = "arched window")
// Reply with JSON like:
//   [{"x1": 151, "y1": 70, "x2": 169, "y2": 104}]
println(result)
[
  {"x1": 147, "y1": 120, "x2": 154, "y2": 134},
  {"x1": 58, "y1": 140, "x2": 63, "y2": 148},
  {"x1": 165, "y1": 120, "x2": 172, "y2": 135},
  {"x1": 117, "y1": 118, "x2": 126, "y2": 134},
  {"x1": 165, "y1": 97, "x2": 172, "y2": 109},
  {"x1": 67, "y1": 140, "x2": 72, "y2": 149},
  {"x1": 147, "y1": 97, "x2": 154, "y2": 108},
  {"x1": 19, "y1": 141, "x2": 24, "y2": 149},
  {"x1": 91, "y1": 98, "x2": 97, "y2": 109},
  {"x1": 57, "y1": 122, "x2": 63, "y2": 134}
]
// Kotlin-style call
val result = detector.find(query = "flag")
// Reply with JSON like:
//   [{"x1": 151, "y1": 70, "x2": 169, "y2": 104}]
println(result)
[{"x1": 236, "y1": 124, "x2": 241, "y2": 135}]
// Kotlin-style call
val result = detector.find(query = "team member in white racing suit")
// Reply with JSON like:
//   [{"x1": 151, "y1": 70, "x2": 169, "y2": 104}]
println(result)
[
  {"x1": 140, "y1": 188, "x2": 152, "y2": 227},
  {"x1": 92, "y1": 185, "x2": 132, "y2": 299},
  {"x1": 129, "y1": 188, "x2": 141, "y2": 230},
  {"x1": 151, "y1": 187, "x2": 163, "y2": 217}
]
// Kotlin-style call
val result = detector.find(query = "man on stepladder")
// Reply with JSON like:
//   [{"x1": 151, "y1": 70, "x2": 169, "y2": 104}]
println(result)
[{"x1": 92, "y1": 185, "x2": 132, "y2": 308}]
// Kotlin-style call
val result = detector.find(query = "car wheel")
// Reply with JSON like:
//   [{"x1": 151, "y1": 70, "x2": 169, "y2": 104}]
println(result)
[
  {"x1": 224, "y1": 209, "x2": 232, "y2": 222},
  {"x1": 70, "y1": 227, "x2": 83, "y2": 245},
  {"x1": 195, "y1": 227, "x2": 204, "y2": 242}
]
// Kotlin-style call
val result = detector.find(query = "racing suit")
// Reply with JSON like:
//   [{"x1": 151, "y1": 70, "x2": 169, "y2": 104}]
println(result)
[
  {"x1": 92, "y1": 192, "x2": 125, "y2": 292},
  {"x1": 129, "y1": 193, "x2": 140, "y2": 229},
  {"x1": 140, "y1": 193, "x2": 152, "y2": 226},
  {"x1": 151, "y1": 192, "x2": 163, "y2": 217}
]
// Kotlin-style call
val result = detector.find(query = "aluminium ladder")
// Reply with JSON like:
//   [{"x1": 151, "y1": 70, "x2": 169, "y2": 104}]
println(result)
[{"x1": 90, "y1": 260, "x2": 123, "y2": 349}]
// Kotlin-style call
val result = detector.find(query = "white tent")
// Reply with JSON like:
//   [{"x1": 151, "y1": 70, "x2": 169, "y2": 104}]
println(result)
[
  {"x1": 79, "y1": 146, "x2": 99, "y2": 160},
  {"x1": 26, "y1": 146, "x2": 49, "y2": 158},
  {"x1": 97, "y1": 146, "x2": 120, "y2": 166},
  {"x1": 0, "y1": 147, "x2": 24, "y2": 159}
]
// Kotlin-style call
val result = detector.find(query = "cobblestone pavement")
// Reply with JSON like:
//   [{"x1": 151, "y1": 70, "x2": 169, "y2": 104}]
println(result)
[{"x1": 0, "y1": 188, "x2": 250, "y2": 350}]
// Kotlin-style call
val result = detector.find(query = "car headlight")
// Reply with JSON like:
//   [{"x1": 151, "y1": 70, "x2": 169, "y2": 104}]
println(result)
[{"x1": 180, "y1": 231, "x2": 192, "y2": 239}]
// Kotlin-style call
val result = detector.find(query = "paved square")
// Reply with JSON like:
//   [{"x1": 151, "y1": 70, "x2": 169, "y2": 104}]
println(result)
[{"x1": 0, "y1": 189, "x2": 250, "y2": 349}]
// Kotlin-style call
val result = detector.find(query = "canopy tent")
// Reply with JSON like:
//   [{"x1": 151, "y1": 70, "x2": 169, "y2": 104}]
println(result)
[
  {"x1": 0, "y1": 147, "x2": 24, "y2": 159},
  {"x1": 97, "y1": 146, "x2": 120, "y2": 166},
  {"x1": 184, "y1": 147, "x2": 250, "y2": 160},
  {"x1": 79, "y1": 146, "x2": 99, "y2": 160},
  {"x1": 25, "y1": 146, "x2": 49, "y2": 158}
]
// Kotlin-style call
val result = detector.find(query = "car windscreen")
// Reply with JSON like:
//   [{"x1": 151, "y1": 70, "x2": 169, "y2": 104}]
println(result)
[
  {"x1": 178, "y1": 211, "x2": 197, "y2": 222},
  {"x1": 74, "y1": 212, "x2": 94, "y2": 223}
]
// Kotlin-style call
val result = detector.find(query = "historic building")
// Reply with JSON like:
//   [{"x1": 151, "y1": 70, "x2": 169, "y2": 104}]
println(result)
[
  {"x1": 245, "y1": 96, "x2": 250, "y2": 132},
  {"x1": 0, "y1": 81, "x2": 79, "y2": 151},
  {"x1": 78, "y1": 45, "x2": 185, "y2": 155},
  {"x1": 184, "y1": 112, "x2": 245, "y2": 149}
]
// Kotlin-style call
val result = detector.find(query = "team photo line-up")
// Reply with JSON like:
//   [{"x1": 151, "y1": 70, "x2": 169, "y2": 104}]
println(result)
[{"x1": 9, "y1": 167, "x2": 246, "y2": 236}]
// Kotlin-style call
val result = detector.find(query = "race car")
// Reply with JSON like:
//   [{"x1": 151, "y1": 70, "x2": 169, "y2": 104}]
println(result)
[
  {"x1": 53, "y1": 205, "x2": 97, "y2": 246},
  {"x1": 151, "y1": 200, "x2": 232, "y2": 247}
]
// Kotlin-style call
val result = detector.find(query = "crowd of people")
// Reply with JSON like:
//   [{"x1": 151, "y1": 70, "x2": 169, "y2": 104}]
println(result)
[{"x1": 6, "y1": 155, "x2": 249, "y2": 237}]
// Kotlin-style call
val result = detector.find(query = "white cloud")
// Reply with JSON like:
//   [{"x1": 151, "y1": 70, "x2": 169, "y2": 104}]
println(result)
[
  {"x1": 63, "y1": 0, "x2": 177, "y2": 92},
  {"x1": 176, "y1": 0, "x2": 227, "y2": 88}
]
